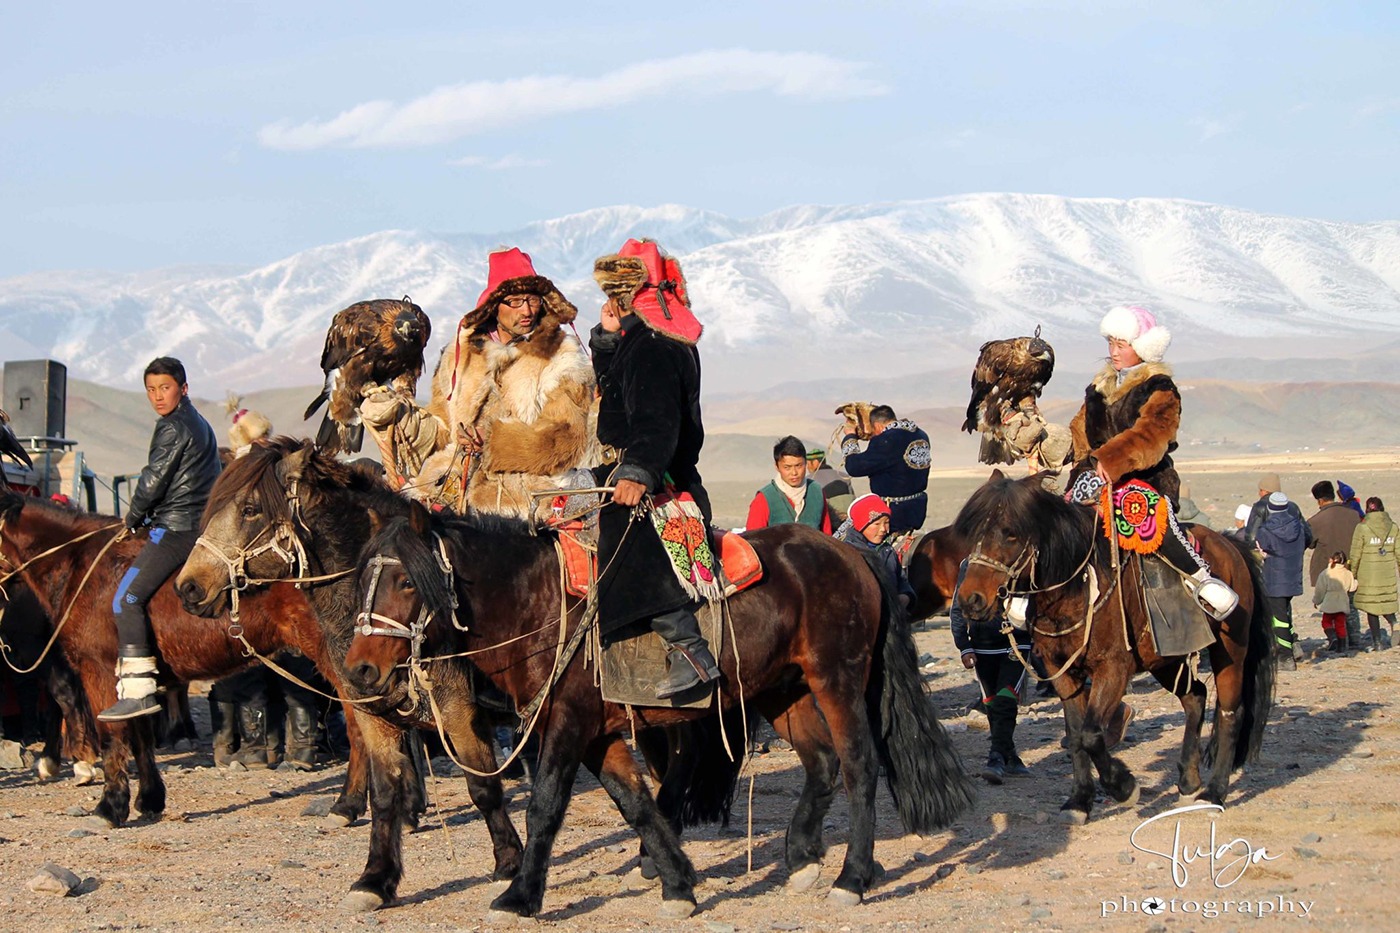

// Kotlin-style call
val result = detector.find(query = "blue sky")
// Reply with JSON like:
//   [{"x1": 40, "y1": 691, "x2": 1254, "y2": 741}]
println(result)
[{"x1": 2, "y1": 0, "x2": 1396, "y2": 276}]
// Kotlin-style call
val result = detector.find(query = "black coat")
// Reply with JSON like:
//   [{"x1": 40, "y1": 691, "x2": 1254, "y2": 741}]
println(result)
[
  {"x1": 840, "y1": 420, "x2": 932, "y2": 532},
  {"x1": 590, "y1": 318, "x2": 710, "y2": 637},
  {"x1": 126, "y1": 397, "x2": 222, "y2": 532}
]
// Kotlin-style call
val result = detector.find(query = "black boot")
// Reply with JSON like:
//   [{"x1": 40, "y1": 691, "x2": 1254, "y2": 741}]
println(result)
[
  {"x1": 651, "y1": 608, "x2": 721, "y2": 700},
  {"x1": 282, "y1": 701, "x2": 318, "y2": 771},
  {"x1": 1003, "y1": 752, "x2": 1031, "y2": 777},
  {"x1": 981, "y1": 751, "x2": 1006, "y2": 785},
  {"x1": 212, "y1": 699, "x2": 239, "y2": 768},
  {"x1": 230, "y1": 704, "x2": 271, "y2": 769}
]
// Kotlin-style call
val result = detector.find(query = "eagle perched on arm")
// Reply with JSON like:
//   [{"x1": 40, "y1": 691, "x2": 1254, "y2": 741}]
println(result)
[
  {"x1": 961, "y1": 327, "x2": 1056, "y2": 466},
  {"x1": 303, "y1": 296, "x2": 431, "y2": 456}
]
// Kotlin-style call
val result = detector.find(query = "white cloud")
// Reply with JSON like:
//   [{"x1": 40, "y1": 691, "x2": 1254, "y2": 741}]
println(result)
[
  {"x1": 258, "y1": 49, "x2": 889, "y2": 151},
  {"x1": 1357, "y1": 97, "x2": 1400, "y2": 120},
  {"x1": 1190, "y1": 115, "x2": 1237, "y2": 142},
  {"x1": 447, "y1": 155, "x2": 549, "y2": 170}
]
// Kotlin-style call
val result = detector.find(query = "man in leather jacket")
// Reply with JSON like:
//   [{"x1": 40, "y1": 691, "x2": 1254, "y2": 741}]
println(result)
[{"x1": 99, "y1": 357, "x2": 221, "y2": 720}]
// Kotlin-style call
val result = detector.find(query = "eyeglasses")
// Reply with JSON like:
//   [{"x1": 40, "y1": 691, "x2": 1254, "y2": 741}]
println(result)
[{"x1": 501, "y1": 295, "x2": 543, "y2": 310}]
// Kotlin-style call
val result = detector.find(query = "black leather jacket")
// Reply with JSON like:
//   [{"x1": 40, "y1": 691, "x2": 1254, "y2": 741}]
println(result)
[{"x1": 126, "y1": 398, "x2": 222, "y2": 532}]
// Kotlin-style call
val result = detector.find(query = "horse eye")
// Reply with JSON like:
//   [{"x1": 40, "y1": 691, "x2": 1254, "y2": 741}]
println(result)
[
  {"x1": 398, "y1": 577, "x2": 416, "y2": 592},
  {"x1": 241, "y1": 504, "x2": 261, "y2": 519}
]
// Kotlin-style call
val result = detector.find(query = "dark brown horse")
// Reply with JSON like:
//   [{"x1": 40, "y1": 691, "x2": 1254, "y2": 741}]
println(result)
[
  {"x1": 174, "y1": 439, "x2": 747, "y2": 910},
  {"x1": 343, "y1": 500, "x2": 974, "y2": 920},
  {"x1": 0, "y1": 491, "x2": 371, "y2": 827},
  {"x1": 951, "y1": 473, "x2": 1274, "y2": 823},
  {"x1": 907, "y1": 524, "x2": 969, "y2": 619}
]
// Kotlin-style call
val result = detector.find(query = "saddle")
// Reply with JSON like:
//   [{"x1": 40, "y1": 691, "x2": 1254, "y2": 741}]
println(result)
[{"x1": 554, "y1": 523, "x2": 762, "y2": 599}]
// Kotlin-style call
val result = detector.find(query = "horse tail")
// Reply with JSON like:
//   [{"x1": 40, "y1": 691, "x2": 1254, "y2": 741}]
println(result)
[
  {"x1": 1226, "y1": 536, "x2": 1275, "y2": 768},
  {"x1": 677, "y1": 711, "x2": 749, "y2": 827},
  {"x1": 858, "y1": 549, "x2": 975, "y2": 833}
]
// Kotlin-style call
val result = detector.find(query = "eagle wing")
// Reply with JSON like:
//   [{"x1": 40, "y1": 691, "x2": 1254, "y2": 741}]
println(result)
[
  {"x1": 963, "y1": 329, "x2": 1056, "y2": 465},
  {"x1": 0, "y1": 407, "x2": 33, "y2": 469}
]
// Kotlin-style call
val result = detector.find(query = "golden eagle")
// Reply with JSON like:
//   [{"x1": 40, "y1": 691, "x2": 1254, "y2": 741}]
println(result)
[
  {"x1": 961, "y1": 327, "x2": 1056, "y2": 465},
  {"x1": 303, "y1": 296, "x2": 431, "y2": 455}
]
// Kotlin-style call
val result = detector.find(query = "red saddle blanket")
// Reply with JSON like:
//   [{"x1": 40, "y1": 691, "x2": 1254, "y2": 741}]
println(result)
[{"x1": 556, "y1": 524, "x2": 762, "y2": 598}]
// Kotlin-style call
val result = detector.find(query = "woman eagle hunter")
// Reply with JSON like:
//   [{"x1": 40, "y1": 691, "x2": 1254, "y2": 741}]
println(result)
[
  {"x1": 1067, "y1": 305, "x2": 1237, "y2": 619},
  {"x1": 360, "y1": 248, "x2": 594, "y2": 520}
]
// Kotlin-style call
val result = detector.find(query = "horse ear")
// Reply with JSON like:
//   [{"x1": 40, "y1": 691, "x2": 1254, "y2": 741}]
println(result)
[
  {"x1": 280, "y1": 444, "x2": 315, "y2": 484},
  {"x1": 366, "y1": 508, "x2": 383, "y2": 538},
  {"x1": 408, "y1": 500, "x2": 431, "y2": 535},
  {"x1": 989, "y1": 468, "x2": 1006, "y2": 483}
]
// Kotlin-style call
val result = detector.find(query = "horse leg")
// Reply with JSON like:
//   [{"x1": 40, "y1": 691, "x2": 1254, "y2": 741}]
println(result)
[
  {"x1": 326, "y1": 698, "x2": 369, "y2": 827},
  {"x1": 489, "y1": 722, "x2": 584, "y2": 919},
  {"x1": 805, "y1": 683, "x2": 879, "y2": 905},
  {"x1": 1200, "y1": 651, "x2": 1245, "y2": 807},
  {"x1": 341, "y1": 712, "x2": 409, "y2": 912},
  {"x1": 131, "y1": 714, "x2": 167, "y2": 819},
  {"x1": 437, "y1": 697, "x2": 523, "y2": 881},
  {"x1": 91, "y1": 720, "x2": 133, "y2": 828},
  {"x1": 586, "y1": 734, "x2": 698, "y2": 919},
  {"x1": 1056, "y1": 679, "x2": 1098, "y2": 824},
  {"x1": 634, "y1": 725, "x2": 680, "y2": 880},
  {"x1": 757, "y1": 691, "x2": 838, "y2": 891},
  {"x1": 1080, "y1": 667, "x2": 1138, "y2": 808},
  {"x1": 35, "y1": 672, "x2": 64, "y2": 781},
  {"x1": 1150, "y1": 662, "x2": 1207, "y2": 798},
  {"x1": 49, "y1": 661, "x2": 100, "y2": 783}
]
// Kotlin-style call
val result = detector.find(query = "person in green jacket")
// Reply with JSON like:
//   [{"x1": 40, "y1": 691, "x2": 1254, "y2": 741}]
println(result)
[
  {"x1": 1348, "y1": 497, "x2": 1400, "y2": 652},
  {"x1": 745, "y1": 435, "x2": 833, "y2": 534}
]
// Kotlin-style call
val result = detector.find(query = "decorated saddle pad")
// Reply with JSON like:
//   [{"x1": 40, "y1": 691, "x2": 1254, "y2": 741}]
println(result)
[
  {"x1": 650, "y1": 491, "x2": 722, "y2": 602},
  {"x1": 1101, "y1": 480, "x2": 1169, "y2": 555},
  {"x1": 558, "y1": 525, "x2": 762, "y2": 600},
  {"x1": 599, "y1": 601, "x2": 724, "y2": 710}
]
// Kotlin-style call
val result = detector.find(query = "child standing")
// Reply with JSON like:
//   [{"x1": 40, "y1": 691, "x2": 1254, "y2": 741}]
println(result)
[{"x1": 1312, "y1": 551, "x2": 1357, "y2": 652}]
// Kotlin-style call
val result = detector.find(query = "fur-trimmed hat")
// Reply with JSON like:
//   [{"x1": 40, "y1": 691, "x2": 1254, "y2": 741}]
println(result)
[
  {"x1": 1100, "y1": 305, "x2": 1171, "y2": 363},
  {"x1": 461, "y1": 247, "x2": 577, "y2": 335},
  {"x1": 593, "y1": 239, "x2": 702, "y2": 344},
  {"x1": 225, "y1": 393, "x2": 272, "y2": 449}
]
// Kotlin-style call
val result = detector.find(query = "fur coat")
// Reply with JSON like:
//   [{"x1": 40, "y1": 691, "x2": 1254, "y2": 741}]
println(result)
[
  {"x1": 411, "y1": 303, "x2": 595, "y2": 520},
  {"x1": 1069, "y1": 361, "x2": 1182, "y2": 507}
]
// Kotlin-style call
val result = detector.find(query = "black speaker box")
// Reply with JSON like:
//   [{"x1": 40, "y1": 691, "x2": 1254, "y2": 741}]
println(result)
[{"x1": 3, "y1": 359, "x2": 67, "y2": 440}]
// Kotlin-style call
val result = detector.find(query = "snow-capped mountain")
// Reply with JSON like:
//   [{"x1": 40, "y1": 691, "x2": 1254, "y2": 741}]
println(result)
[{"x1": 3, "y1": 194, "x2": 1398, "y2": 394}]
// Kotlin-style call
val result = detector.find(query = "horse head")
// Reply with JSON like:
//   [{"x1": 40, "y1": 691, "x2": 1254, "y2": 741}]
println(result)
[
  {"x1": 343, "y1": 500, "x2": 468, "y2": 704},
  {"x1": 952, "y1": 470, "x2": 1091, "y2": 627},
  {"x1": 175, "y1": 437, "x2": 328, "y2": 616}
]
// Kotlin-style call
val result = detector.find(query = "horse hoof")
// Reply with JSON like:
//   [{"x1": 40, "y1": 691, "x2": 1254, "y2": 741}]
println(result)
[
  {"x1": 82, "y1": 815, "x2": 116, "y2": 831},
  {"x1": 658, "y1": 899, "x2": 696, "y2": 920},
  {"x1": 320, "y1": 812, "x2": 354, "y2": 831},
  {"x1": 786, "y1": 863, "x2": 822, "y2": 892},
  {"x1": 72, "y1": 762, "x2": 99, "y2": 786},
  {"x1": 36, "y1": 757, "x2": 60, "y2": 782},
  {"x1": 487, "y1": 879, "x2": 512, "y2": 895},
  {"x1": 638, "y1": 856, "x2": 658, "y2": 880},
  {"x1": 1118, "y1": 785, "x2": 1140, "y2": 807},
  {"x1": 828, "y1": 887, "x2": 862, "y2": 907},
  {"x1": 339, "y1": 890, "x2": 385, "y2": 913},
  {"x1": 1059, "y1": 809, "x2": 1089, "y2": 826},
  {"x1": 486, "y1": 909, "x2": 529, "y2": 925}
]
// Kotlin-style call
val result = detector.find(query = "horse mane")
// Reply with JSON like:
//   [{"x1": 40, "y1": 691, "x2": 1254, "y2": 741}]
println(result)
[
  {"x1": 0, "y1": 490, "x2": 121, "y2": 536},
  {"x1": 952, "y1": 473, "x2": 1097, "y2": 586}
]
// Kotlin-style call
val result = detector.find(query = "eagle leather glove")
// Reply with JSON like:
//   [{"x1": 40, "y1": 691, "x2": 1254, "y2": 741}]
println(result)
[{"x1": 358, "y1": 384, "x2": 406, "y2": 428}]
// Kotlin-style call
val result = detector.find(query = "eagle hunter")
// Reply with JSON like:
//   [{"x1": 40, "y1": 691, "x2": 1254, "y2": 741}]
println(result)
[{"x1": 962, "y1": 327, "x2": 1056, "y2": 466}]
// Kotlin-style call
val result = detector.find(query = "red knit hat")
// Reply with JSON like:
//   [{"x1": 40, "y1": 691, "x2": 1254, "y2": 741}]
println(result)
[
  {"x1": 462, "y1": 247, "x2": 577, "y2": 333},
  {"x1": 848, "y1": 493, "x2": 891, "y2": 531},
  {"x1": 593, "y1": 239, "x2": 702, "y2": 344}
]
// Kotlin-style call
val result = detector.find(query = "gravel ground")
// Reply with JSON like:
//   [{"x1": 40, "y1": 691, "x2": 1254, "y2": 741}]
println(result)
[{"x1": 1, "y1": 612, "x2": 1396, "y2": 933}]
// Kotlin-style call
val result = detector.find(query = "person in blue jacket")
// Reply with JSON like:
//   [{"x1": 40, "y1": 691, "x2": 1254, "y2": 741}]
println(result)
[
  {"x1": 840, "y1": 405, "x2": 931, "y2": 539},
  {"x1": 1255, "y1": 491, "x2": 1316, "y2": 670}
]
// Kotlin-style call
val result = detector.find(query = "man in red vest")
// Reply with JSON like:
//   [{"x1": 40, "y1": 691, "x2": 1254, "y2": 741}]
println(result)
[{"x1": 745, "y1": 435, "x2": 833, "y2": 533}]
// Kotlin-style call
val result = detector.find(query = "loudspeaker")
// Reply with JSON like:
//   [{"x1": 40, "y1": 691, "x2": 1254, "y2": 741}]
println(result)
[{"x1": 3, "y1": 359, "x2": 67, "y2": 440}]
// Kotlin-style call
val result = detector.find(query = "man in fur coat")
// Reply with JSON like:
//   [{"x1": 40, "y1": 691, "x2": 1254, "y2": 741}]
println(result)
[
  {"x1": 590, "y1": 239, "x2": 722, "y2": 700},
  {"x1": 359, "y1": 248, "x2": 594, "y2": 520},
  {"x1": 1068, "y1": 305, "x2": 1237, "y2": 620}
]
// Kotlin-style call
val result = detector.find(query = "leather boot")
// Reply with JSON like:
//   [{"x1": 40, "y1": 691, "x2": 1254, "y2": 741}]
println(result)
[
  {"x1": 212, "y1": 699, "x2": 239, "y2": 768},
  {"x1": 651, "y1": 608, "x2": 721, "y2": 700},
  {"x1": 230, "y1": 704, "x2": 271, "y2": 770},
  {"x1": 1186, "y1": 569, "x2": 1239, "y2": 621},
  {"x1": 97, "y1": 647, "x2": 161, "y2": 721},
  {"x1": 283, "y1": 701, "x2": 318, "y2": 771}
]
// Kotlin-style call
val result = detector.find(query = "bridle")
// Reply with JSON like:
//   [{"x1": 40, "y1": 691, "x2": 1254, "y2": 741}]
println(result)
[
  {"x1": 354, "y1": 531, "x2": 461, "y2": 667},
  {"x1": 192, "y1": 477, "x2": 350, "y2": 626}
]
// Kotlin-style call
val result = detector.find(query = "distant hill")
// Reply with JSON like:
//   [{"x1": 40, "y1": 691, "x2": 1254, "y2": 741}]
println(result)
[{"x1": 4, "y1": 193, "x2": 1399, "y2": 395}]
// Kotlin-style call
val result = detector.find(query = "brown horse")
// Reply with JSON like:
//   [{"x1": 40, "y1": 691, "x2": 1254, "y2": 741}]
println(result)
[
  {"x1": 951, "y1": 473, "x2": 1274, "y2": 823},
  {"x1": 0, "y1": 491, "x2": 372, "y2": 827},
  {"x1": 907, "y1": 524, "x2": 968, "y2": 619},
  {"x1": 342, "y1": 500, "x2": 975, "y2": 919},
  {"x1": 173, "y1": 439, "x2": 749, "y2": 910}
]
